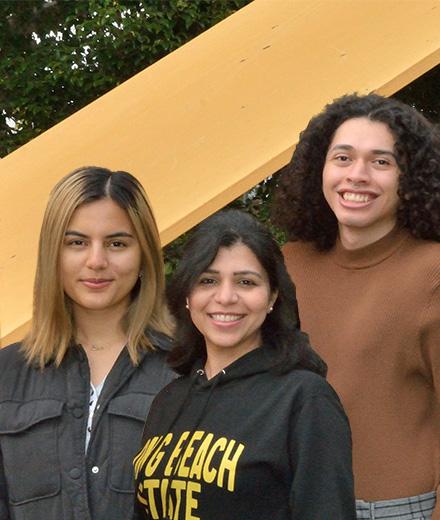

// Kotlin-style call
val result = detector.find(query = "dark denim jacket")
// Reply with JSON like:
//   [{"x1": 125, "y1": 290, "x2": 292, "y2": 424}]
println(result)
[{"x1": 0, "y1": 336, "x2": 175, "y2": 520}]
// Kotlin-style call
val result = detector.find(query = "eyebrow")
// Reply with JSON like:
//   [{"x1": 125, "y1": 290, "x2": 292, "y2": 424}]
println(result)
[
  {"x1": 328, "y1": 144, "x2": 396, "y2": 158},
  {"x1": 64, "y1": 230, "x2": 135, "y2": 239},
  {"x1": 204, "y1": 268, "x2": 264, "y2": 279}
]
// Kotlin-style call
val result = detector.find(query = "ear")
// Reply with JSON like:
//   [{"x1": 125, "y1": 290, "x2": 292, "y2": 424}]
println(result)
[{"x1": 269, "y1": 290, "x2": 279, "y2": 309}]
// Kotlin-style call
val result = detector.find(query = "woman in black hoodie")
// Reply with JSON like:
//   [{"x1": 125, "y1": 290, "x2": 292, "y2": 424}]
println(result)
[{"x1": 134, "y1": 209, "x2": 356, "y2": 520}]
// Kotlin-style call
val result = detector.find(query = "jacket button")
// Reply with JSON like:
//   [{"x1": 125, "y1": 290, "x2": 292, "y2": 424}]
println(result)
[
  {"x1": 72, "y1": 408, "x2": 83, "y2": 418},
  {"x1": 91, "y1": 466, "x2": 99, "y2": 474},
  {"x1": 69, "y1": 468, "x2": 81, "y2": 479}
]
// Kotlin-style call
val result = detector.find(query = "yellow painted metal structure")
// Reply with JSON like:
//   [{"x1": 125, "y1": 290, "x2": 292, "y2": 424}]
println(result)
[{"x1": 1, "y1": 0, "x2": 440, "y2": 346}]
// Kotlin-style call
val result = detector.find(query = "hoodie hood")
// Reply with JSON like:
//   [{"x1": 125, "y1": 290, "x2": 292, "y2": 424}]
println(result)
[
  {"x1": 162, "y1": 347, "x2": 276, "y2": 438},
  {"x1": 191, "y1": 345, "x2": 277, "y2": 389}
]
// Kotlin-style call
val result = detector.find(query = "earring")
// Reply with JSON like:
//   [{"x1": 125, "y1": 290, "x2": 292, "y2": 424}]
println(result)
[
  {"x1": 268, "y1": 306, "x2": 273, "y2": 314},
  {"x1": 185, "y1": 297, "x2": 189, "y2": 310},
  {"x1": 138, "y1": 271, "x2": 144, "y2": 279}
]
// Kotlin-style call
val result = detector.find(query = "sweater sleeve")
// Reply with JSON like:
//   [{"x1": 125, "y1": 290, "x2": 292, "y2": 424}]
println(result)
[
  {"x1": 420, "y1": 284, "x2": 440, "y2": 520},
  {"x1": 420, "y1": 283, "x2": 440, "y2": 400},
  {"x1": 289, "y1": 392, "x2": 356, "y2": 520},
  {"x1": 0, "y1": 448, "x2": 10, "y2": 520}
]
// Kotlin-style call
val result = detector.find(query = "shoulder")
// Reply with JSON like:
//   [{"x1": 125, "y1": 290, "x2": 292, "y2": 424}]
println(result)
[
  {"x1": 283, "y1": 239, "x2": 315, "y2": 257},
  {"x1": 137, "y1": 337, "x2": 176, "y2": 386},
  {"x1": 147, "y1": 329, "x2": 174, "y2": 353},
  {"x1": 403, "y1": 234, "x2": 440, "y2": 258},
  {"x1": 276, "y1": 368, "x2": 344, "y2": 411},
  {"x1": 283, "y1": 368, "x2": 336, "y2": 395},
  {"x1": 139, "y1": 330, "x2": 174, "y2": 367},
  {"x1": 143, "y1": 375, "x2": 189, "y2": 427},
  {"x1": 0, "y1": 342, "x2": 27, "y2": 367},
  {"x1": 0, "y1": 343, "x2": 40, "y2": 398},
  {"x1": 146, "y1": 374, "x2": 192, "y2": 416},
  {"x1": 280, "y1": 370, "x2": 350, "y2": 428},
  {"x1": 400, "y1": 235, "x2": 440, "y2": 287},
  {"x1": 153, "y1": 374, "x2": 189, "y2": 399},
  {"x1": 282, "y1": 240, "x2": 324, "y2": 269},
  {"x1": 135, "y1": 332, "x2": 177, "y2": 388}
]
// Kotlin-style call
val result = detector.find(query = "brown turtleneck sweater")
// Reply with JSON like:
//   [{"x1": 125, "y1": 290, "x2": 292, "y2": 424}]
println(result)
[{"x1": 283, "y1": 227, "x2": 440, "y2": 507}]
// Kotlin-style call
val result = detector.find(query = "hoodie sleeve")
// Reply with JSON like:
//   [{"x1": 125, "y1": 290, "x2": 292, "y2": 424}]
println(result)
[
  {"x1": 289, "y1": 391, "x2": 356, "y2": 519},
  {"x1": 132, "y1": 499, "x2": 148, "y2": 520}
]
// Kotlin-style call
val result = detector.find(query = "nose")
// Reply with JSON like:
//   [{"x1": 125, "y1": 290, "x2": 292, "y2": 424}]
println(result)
[
  {"x1": 214, "y1": 281, "x2": 239, "y2": 305},
  {"x1": 86, "y1": 244, "x2": 108, "y2": 270},
  {"x1": 346, "y1": 159, "x2": 369, "y2": 185}
]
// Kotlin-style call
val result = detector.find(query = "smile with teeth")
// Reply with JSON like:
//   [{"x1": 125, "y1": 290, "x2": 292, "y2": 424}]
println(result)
[
  {"x1": 210, "y1": 313, "x2": 244, "y2": 322},
  {"x1": 341, "y1": 192, "x2": 373, "y2": 203}
]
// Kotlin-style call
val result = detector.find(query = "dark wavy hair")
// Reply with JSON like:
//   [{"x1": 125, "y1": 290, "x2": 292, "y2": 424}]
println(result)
[
  {"x1": 272, "y1": 93, "x2": 440, "y2": 250},
  {"x1": 167, "y1": 209, "x2": 326, "y2": 377}
]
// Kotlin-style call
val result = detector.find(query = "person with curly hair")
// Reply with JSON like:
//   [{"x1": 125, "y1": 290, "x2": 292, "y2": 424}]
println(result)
[{"x1": 272, "y1": 93, "x2": 440, "y2": 520}]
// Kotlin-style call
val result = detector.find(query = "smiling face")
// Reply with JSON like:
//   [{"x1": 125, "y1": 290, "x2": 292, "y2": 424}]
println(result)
[
  {"x1": 187, "y1": 242, "x2": 277, "y2": 366},
  {"x1": 322, "y1": 117, "x2": 400, "y2": 248},
  {"x1": 60, "y1": 198, "x2": 142, "y2": 319}
]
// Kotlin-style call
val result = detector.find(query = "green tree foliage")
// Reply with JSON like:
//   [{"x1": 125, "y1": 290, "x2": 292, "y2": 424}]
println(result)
[
  {"x1": 0, "y1": 0, "x2": 251, "y2": 157},
  {"x1": 2, "y1": 0, "x2": 438, "y2": 267}
]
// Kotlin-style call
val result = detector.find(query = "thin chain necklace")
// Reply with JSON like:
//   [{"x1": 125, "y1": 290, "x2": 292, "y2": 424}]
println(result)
[
  {"x1": 77, "y1": 339, "x2": 126, "y2": 352},
  {"x1": 90, "y1": 344, "x2": 105, "y2": 351}
]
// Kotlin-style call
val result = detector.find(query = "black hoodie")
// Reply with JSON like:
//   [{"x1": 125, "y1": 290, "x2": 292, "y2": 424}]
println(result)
[{"x1": 133, "y1": 347, "x2": 356, "y2": 519}]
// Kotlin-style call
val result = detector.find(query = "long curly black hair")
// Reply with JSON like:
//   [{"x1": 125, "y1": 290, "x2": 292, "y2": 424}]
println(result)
[{"x1": 272, "y1": 93, "x2": 440, "y2": 250}]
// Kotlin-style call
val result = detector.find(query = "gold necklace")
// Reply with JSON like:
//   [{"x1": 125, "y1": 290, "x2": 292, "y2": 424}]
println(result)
[
  {"x1": 90, "y1": 344, "x2": 105, "y2": 351},
  {"x1": 76, "y1": 341, "x2": 106, "y2": 352}
]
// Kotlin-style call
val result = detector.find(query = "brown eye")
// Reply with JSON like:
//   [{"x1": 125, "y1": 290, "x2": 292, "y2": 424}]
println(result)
[
  {"x1": 238, "y1": 279, "x2": 257, "y2": 286},
  {"x1": 66, "y1": 239, "x2": 85, "y2": 247},
  {"x1": 199, "y1": 277, "x2": 216, "y2": 285},
  {"x1": 110, "y1": 241, "x2": 126, "y2": 248}
]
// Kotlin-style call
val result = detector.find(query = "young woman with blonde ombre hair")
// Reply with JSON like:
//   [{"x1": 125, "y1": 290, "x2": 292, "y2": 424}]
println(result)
[{"x1": 0, "y1": 166, "x2": 175, "y2": 520}]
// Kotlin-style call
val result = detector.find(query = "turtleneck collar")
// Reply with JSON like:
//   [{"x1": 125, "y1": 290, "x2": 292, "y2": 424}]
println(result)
[{"x1": 331, "y1": 226, "x2": 410, "y2": 269}]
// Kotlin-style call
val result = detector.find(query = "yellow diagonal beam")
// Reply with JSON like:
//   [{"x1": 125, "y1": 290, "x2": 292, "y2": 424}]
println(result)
[{"x1": 2, "y1": 0, "x2": 440, "y2": 345}]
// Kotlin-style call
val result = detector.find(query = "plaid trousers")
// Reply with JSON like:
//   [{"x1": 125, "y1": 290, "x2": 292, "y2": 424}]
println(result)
[{"x1": 356, "y1": 491, "x2": 436, "y2": 519}]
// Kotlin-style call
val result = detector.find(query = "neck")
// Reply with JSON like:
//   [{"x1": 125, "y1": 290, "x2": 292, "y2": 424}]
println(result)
[
  {"x1": 339, "y1": 221, "x2": 396, "y2": 250},
  {"x1": 73, "y1": 305, "x2": 127, "y2": 351}
]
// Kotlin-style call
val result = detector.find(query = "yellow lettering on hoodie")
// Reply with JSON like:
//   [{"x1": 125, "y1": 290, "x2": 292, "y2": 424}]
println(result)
[
  {"x1": 160, "y1": 478, "x2": 169, "y2": 517},
  {"x1": 189, "y1": 432, "x2": 214, "y2": 480},
  {"x1": 217, "y1": 439, "x2": 245, "y2": 491},
  {"x1": 136, "y1": 485, "x2": 148, "y2": 507},
  {"x1": 143, "y1": 479, "x2": 160, "y2": 519},
  {"x1": 164, "y1": 431, "x2": 190, "y2": 476},
  {"x1": 185, "y1": 481, "x2": 201, "y2": 520},
  {"x1": 145, "y1": 433, "x2": 173, "y2": 476},
  {"x1": 171, "y1": 479, "x2": 186, "y2": 519},
  {"x1": 202, "y1": 437, "x2": 227, "y2": 483},
  {"x1": 134, "y1": 436, "x2": 164, "y2": 478},
  {"x1": 178, "y1": 431, "x2": 205, "y2": 478}
]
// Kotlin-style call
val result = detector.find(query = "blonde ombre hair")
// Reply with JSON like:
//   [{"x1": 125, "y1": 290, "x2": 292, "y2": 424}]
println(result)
[{"x1": 23, "y1": 166, "x2": 171, "y2": 367}]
